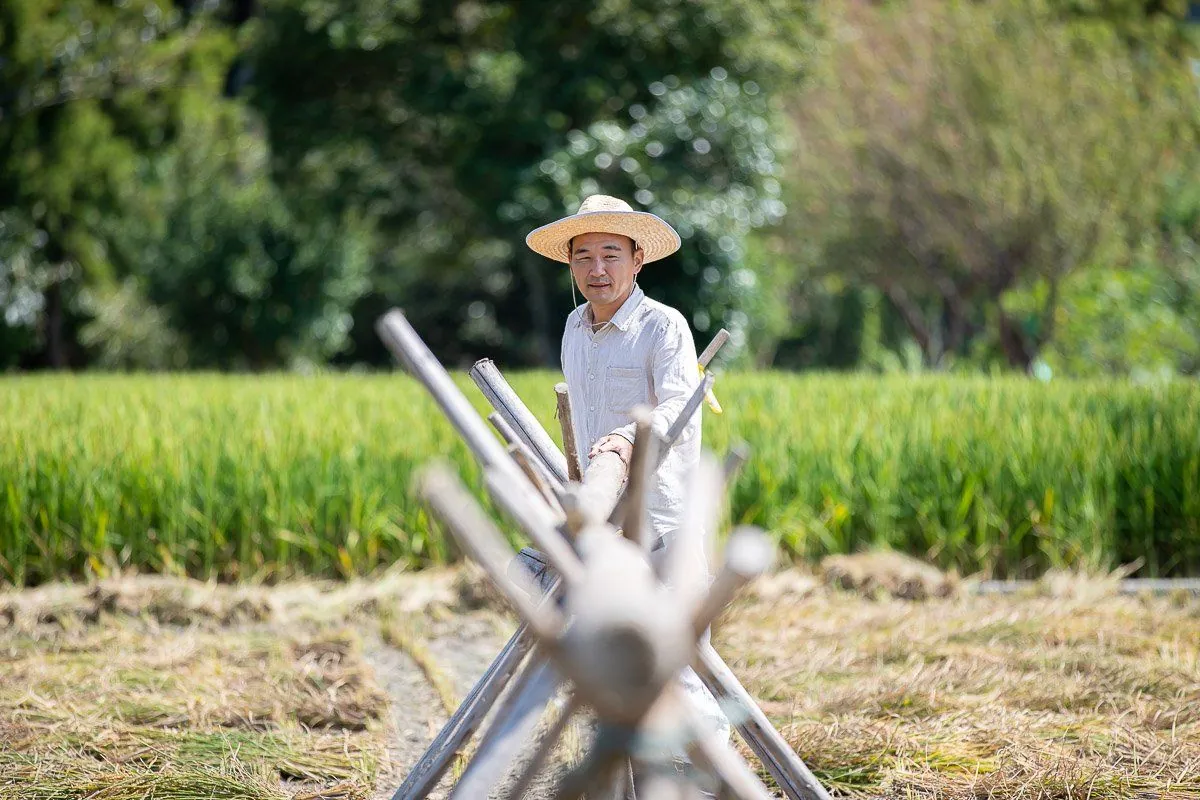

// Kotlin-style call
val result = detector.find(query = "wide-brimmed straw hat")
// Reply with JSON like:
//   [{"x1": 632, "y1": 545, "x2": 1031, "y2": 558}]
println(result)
[{"x1": 525, "y1": 195, "x2": 681, "y2": 264}]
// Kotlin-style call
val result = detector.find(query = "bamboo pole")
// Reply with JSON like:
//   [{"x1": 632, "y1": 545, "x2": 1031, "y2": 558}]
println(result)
[
  {"x1": 448, "y1": 655, "x2": 562, "y2": 799},
  {"x1": 501, "y1": 693, "x2": 581, "y2": 800},
  {"x1": 577, "y1": 451, "x2": 627, "y2": 525},
  {"x1": 484, "y1": 466, "x2": 584, "y2": 585},
  {"x1": 555, "y1": 382, "x2": 585, "y2": 482},
  {"x1": 621, "y1": 407, "x2": 655, "y2": 550},
  {"x1": 508, "y1": 443, "x2": 562, "y2": 512},
  {"x1": 690, "y1": 527, "x2": 772, "y2": 637},
  {"x1": 698, "y1": 328, "x2": 731, "y2": 369},
  {"x1": 693, "y1": 644, "x2": 833, "y2": 800},
  {"x1": 416, "y1": 464, "x2": 561, "y2": 640},
  {"x1": 377, "y1": 311, "x2": 513, "y2": 474},
  {"x1": 389, "y1": 625, "x2": 535, "y2": 800},
  {"x1": 470, "y1": 358, "x2": 570, "y2": 484}
]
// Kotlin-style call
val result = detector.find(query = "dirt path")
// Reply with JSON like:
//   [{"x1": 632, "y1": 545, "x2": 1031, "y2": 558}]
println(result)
[
  {"x1": 361, "y1": 630, "x2": 449, "y2": 800},
  {"x1": 362, "y1": 610, "x2": 573, "y2": 800},
  {"x1": 363, "y1": 610, "x2": 518, "y2": 799}
]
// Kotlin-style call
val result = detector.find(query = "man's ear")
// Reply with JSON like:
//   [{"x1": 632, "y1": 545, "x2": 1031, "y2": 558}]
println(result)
[{"x1": 633, "y1": 247, "x2": 645, "y2": 272}]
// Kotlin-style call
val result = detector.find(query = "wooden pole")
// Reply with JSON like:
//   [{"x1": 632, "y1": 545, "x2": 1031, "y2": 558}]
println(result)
[
  {"x1": 685, "y1": 720, "x2": 774, "y2": 800},
  {"x1": 693, "y1": 644, "x2": 833, "y2": 800},
  {"x1": 660, "y1": 372, "x2": 714, "y2": 464},
  {"x1": 470, "y1": 358, "x2": 570, "y2": 484},
  {"x1": 483, "y1": 466, "x2": 584, "y2": 585},
  {"x1": 621, "y1": 407, "x2": 655, "y2": 550},
  {"x1": 577, "y1": 451, "x2": 627, "y2": 525},
  {"x1": 555, "y1": 382, "x2": 585, "y2": 482},
  {"x1": 698, "y1": 328, "x2": 731, "y2": 369},
  {"x1": 508, "y1": 443, "x2": 562, "y2": 512},
  {"x1": 448, "y1": 655, "x2": 562, "y2": 799},
  {"x1": 500, "y1": 693, "x2": 580, "y2": 800},
  {"x1": 390, "y1": 624, "x2": 535, "y2": 800},
  {"x1": 488, "y1": 411, "x2": 521, "y2": 447},
  {"x1": 690, "y1": 527, "x2": 772, "y2": 638},
  {"x1": 377, "y1": 311, "x2": 514, "y2": 474},
  {"x1": 416, "y1": 464, "x2": 561, "y2": 640},
  {"x1": 490, "y1": 410, "x2": 566, "y2": 501}
]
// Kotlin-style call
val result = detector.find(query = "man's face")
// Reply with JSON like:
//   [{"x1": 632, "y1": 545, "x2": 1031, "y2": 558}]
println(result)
[{"x1": 569, "y1": 232, "x2": 644, "y2": 310}]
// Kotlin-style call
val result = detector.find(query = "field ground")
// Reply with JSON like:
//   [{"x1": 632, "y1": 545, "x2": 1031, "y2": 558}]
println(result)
[{"x1": 2, "y1": 561, "x2": 1199, "y2": 799}]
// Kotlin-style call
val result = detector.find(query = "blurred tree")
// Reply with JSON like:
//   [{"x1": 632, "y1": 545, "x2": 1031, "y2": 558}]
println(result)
[
  {"x1": 1042, "y1": 168, "x2": 1200, "y2": 378},
  {"x1": 500, "y1": 72, "x2": 787, "y2": 361},
  {"x1": 246, "y1": 0, "x2": 814, "y2": 367},
  {"x1": 1046, "y1": 0, "x2": 1195, "y2": 51},
  {"x1": 0, "y1": 210, "x2": 70, "y2": 369},
  {"x1": 782, "y1": 0, "x2": 1196, "y2": 371},
  {"x1": 0, "y1": 0, "x2": 374, "y2": 371},
  {"x1": 111, "y1": 107, "x2": 374, "y2": 369},
  {"x1": 0, "y1": 0, "x2": 237, "y2": 368}
]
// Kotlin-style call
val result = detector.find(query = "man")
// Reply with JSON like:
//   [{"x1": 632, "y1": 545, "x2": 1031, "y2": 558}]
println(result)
[
  {"x1": 525, "y1": 194, "x2": 702, "y2": 549},
  {"x1": 526, "y1": 193, "x2": 729, "y2": 784}
]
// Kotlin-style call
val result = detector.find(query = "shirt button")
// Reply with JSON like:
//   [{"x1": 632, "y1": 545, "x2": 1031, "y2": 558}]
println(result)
[
  {"x1": 588, "y1": 373, "x2": 595, "y2": 380},
  {"x1": 589, "y1": 405, "x2": 595, "y2": 411}
]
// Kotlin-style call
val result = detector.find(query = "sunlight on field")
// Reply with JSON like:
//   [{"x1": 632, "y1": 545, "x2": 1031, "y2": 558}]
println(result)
[{"x1": 3, "y1": 373, "x2": 1199, "y2": 587}]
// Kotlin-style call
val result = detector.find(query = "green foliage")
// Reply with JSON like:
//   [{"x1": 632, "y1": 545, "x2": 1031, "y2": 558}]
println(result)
[
  {"x1": 502, "y1": 71, "x2": 787, "y2": 352},
  {"x1": 0, "y1": 0, "x2": 238, "y2": 366},
  {"x1": 3, "y1": 373, "x2": 1198, "y2": 587},
  {"x1": 0, "y1": 0, "x2": 373, "y2": 371},
  {"x1": 1, "y1": 0, "x2": 1195, "y2": 375},
  {"x1": 247, "y1": 0, "x2": 812, "y2": 366},
  {"x1": 780, "y1": 0, "x2": 1198, "y2": 372},
  {"x1": 115, "y1": 108, "x2": 375, "y2": 369},
  {"x1": 77, "y1": 279, "x2": 186, "y2": 370},
  {"x1": 1023, "y1": 265, "x2": 1200, "y2": 378},
  {"x1": 0, "y1": 210, "x2": 69, "y2": 368}
]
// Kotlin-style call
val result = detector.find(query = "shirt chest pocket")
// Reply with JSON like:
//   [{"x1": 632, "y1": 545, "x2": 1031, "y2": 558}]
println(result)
[{"x1": 605, "y1": 366, "x2": 646, "y2": 415}]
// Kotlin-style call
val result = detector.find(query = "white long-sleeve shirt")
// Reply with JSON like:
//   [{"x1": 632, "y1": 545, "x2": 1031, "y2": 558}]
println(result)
[
  {"x1": 560, "y1": 286, "x2": 728, "y2": 744},
  {"x1": 560, "y1": 284, "x2": 701, "y2": 544}
]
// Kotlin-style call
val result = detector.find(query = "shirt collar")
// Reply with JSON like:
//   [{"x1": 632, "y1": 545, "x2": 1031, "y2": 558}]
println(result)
[
  {"x1": 608, "y1": 284, "x2": 645, "y2": 330},
  {"x1": 577, "y1": 284, "x2": 644, "y2": 332}
]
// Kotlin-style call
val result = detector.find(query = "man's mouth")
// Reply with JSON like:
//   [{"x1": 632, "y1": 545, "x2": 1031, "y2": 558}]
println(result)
[{"x1": 588, "y1": 282, "x2": 611, "y2": 289}]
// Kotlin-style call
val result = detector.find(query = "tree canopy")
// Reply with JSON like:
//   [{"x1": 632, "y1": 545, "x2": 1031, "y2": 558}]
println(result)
[{"x1": 1, "y1": 0, "x2": 1197, "y2": 376}]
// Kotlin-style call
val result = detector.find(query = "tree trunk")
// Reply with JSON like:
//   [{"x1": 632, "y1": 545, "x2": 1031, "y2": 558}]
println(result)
[
  {"x1": 518, "y1": 256, "x2": 556, "y2": 367},
  {"x1": 997, "y1": 309, "x2": 1033, "y2": 373},
  {"x1": 882, "y1": 283, "x2": 935, "y2": 365},
  {"x1": 45, "y1": 282, "x2": 67, "y2": 369}
]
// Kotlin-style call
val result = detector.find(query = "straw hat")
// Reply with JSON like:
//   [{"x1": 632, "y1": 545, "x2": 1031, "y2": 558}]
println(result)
[{"x1": 525, "y1": 195, "x2": 681, "y2": 264}]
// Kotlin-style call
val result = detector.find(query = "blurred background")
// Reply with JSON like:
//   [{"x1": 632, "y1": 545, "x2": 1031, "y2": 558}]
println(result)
[{"x1": 4, "y1": 0, "x2": 1198, "y2": 378}]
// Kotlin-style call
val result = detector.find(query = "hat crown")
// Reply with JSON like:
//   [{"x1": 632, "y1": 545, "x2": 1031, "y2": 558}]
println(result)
[{"x1": 577, "y1": 195, "x2": 633, "y2": 214}]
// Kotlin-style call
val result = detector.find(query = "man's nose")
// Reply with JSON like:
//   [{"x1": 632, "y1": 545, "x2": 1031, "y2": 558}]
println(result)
[{"x1": 588, "y1": 261, "x2": 606, "y2": 277}]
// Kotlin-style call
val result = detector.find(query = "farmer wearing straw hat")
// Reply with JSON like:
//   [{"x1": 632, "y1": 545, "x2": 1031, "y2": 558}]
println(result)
[{"x1": 526, "y1": 194, "x2": 730, "y2": 780}]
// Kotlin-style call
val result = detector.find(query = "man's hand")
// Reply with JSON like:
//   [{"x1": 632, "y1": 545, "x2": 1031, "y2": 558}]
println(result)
[{"x1": 588, "y1": 434, "x2": 633, "y2": 467}]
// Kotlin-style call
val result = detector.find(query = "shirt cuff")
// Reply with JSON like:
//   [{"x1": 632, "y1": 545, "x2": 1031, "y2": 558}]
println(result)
[{"x1": 609, "y1": 424, "x2": 637, "y2": 445}]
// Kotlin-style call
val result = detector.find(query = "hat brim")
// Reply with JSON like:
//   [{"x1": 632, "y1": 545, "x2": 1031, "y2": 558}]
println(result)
[{"x1": 526, "y1": 210, "x2": 681, "y2": 265}]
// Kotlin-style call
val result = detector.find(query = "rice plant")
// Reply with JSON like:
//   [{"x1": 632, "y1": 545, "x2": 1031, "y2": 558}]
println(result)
[{"x1": 2, "y1": 372, "x2": 1197, "y2": 586}]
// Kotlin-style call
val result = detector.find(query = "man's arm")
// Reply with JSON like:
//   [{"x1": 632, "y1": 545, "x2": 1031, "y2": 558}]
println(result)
[{"x1": 591, "y1": 313, "x2": 700, "y2": 461}]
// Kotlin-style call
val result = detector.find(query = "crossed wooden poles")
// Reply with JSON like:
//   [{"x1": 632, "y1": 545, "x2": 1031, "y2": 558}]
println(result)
[{"x1": 376, "y1": 309, "x2": 832, "y2": 800}]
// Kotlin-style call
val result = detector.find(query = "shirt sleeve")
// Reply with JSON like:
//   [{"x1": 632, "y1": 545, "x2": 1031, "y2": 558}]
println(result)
[{"x1": 609, "y1": 312, "x2": 700, "y2": 445}]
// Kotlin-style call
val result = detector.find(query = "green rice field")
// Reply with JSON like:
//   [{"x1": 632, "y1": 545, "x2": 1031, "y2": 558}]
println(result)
[{"x1": 2, "y1": 372, "x2": 1198, "y2": 586}]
